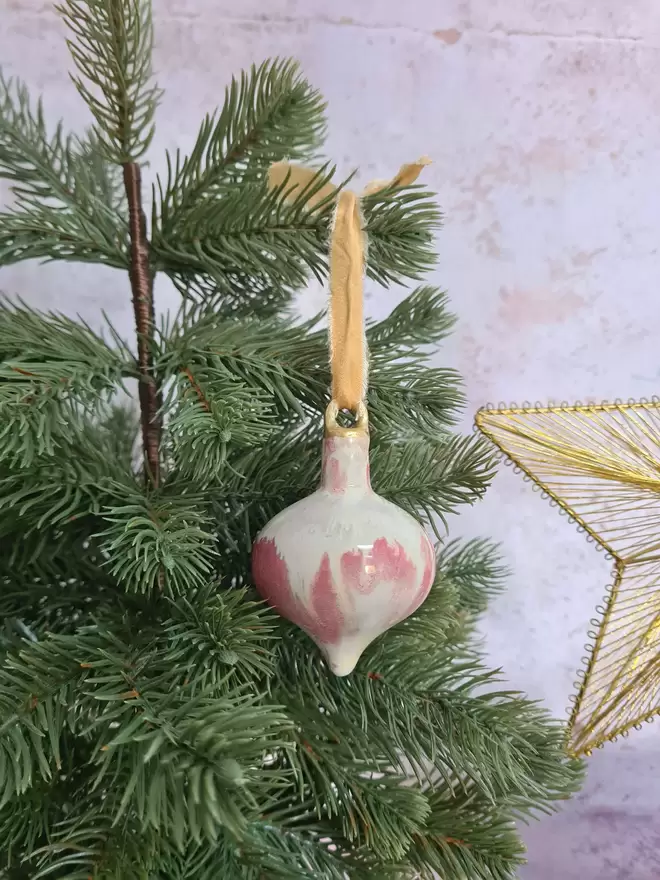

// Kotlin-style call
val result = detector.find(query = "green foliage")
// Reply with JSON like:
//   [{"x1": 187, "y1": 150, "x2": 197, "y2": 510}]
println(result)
[
  {"x1": 0, "y1": 302, "x2": 133, "y2": 469},
  {"x1": 362, "y1": 184, "x2": 441, "y2": 285},
  {"x1": 58, "y1": 0, "x2": 160, "y2": 162},
  {"x1": 98, "y1": 491, "x2": 218, "y2": 595},
  {"x1": 161, "y1": 587, "x2": 278, "y2": 688},
  {"x1": 155, "y1": 162, "x2": 339, "y2": 302},
  {"x1": 165, "y1": 363, "x2": 275, "y2": 484},
  {"x1": 152, "y1": 58, "x2": 328, "y2": 307},
  {"x1": 371, "y1": 435, "x2": 494, "y2": 535},
  {"x1": 0, "y1": 72, "x2": 128, "y2": 267},
  {"x1": 407, "y1": 787, "x2": 527, "y2": 880},
  {"x1": 366, "y1": 284, "x2": 455, "y2": 349},
  {"x1": 440, "y1": 538, "x2": 509, "y2": 616},
  {"x1": 156, "y1": 59, "x2": 327, "y2": 220},
  {"x1": 0, "y1": 1, "x2": 582, "y2": 877}
]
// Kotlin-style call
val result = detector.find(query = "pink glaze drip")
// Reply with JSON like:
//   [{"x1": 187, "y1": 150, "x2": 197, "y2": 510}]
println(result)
[
  {"x1": 310, "y1": 554, "x2": 344, "y2": 643},
  {"x1": 326, "y1": 457, "x2": 346, "y2": 493},
  {"x1": 372, "y1": 538, "x2": 417, "y2": 589},
  {"x1": 320, "y1": 435, "x2": 370, "y2": 492},
  {"x1": 340, "y1": 548, "x2": 377, "y2": 594},
  {"x1": 252, "y1": 539, "x2": 343, "y2": 645},
  {"x1": 340, "y1": 538, "x2": 417, "y2": 597},
  {"x1": 252, "y1": 537, "x2": 312, "y2": 630},
  {"x1": 383, "y1": 534, "x2": 436, "y2": 626}
]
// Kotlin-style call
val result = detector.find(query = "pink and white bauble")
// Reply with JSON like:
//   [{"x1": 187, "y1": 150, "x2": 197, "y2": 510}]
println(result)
[{"x1": 251, "y1": 405, "x2": 436, "y2": 676}]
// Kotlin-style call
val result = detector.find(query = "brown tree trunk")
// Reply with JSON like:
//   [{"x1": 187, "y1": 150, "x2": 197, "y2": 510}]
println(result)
[{"x1": 123, "y1": 162, "x2": 161, "y2": 488}]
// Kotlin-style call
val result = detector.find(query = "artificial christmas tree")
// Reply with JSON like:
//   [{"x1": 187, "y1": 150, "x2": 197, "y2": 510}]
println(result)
[{"x1": 0, "y1": 2, "x2": 582, "y2": 878}]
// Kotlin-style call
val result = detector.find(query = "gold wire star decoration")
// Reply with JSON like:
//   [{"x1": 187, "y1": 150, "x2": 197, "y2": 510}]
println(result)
[{"x1": 475, "y1": 399, "x2": 660, "y2": 757}]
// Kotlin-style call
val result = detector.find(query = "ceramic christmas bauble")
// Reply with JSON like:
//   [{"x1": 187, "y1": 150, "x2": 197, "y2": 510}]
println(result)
[{"x1": 251, "y1": 404, "x2": 436, "y2": 676}]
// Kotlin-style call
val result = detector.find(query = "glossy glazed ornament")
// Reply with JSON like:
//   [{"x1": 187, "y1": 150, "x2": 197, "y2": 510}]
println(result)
[{"x1": 251, "y1": 403, "x2": 436, "y2": 675}]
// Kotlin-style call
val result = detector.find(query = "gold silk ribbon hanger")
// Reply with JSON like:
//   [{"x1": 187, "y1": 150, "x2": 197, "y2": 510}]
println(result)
[{"x1": 268, "y1": 157, "x2": 431, "y2": 415}]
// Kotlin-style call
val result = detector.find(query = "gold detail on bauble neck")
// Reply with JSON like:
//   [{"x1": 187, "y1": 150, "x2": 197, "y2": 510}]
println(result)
[{"x1": 324, "y1": 400, "x2": 369, "y2": 439}]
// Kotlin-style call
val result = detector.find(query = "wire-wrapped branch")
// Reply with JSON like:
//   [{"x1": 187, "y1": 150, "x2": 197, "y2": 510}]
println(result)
[{"x1": 123, "y1": 162, "x2": 161, "y2": 486}]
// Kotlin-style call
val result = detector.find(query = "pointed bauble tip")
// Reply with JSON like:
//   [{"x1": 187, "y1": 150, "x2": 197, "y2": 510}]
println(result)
[{"x1": 322, "y1": 635, "x2": 371, "y2": 677}]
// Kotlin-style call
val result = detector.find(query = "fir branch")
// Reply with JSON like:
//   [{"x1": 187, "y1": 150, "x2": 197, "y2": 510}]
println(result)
[
  {"x1": 407, "y1": 786, "x2": 527, "y2": 880},
  {"x1": 439, "y1": 538, "x2": 509, "y2": 616},
  {"x1": 0, "y1": 468, "x2": 96, "y2": 540},
  {"x1": 0, "y1": 637, "x2": 86, "y2": 802},
  {"x1": 374, "y1": 567, "x2": 460, "y2": 659},
  {"x1": 370, "y1": 435, "x2": 495, "y2": 532},
  {"x1": 0, "y1": 72, "x2": 128, "y2": 267},
  {"x1": 169, "y1": 271, "x2": 294, "y2": 321},
  {"x1": 0, "y1": 463, "x2": 111, "y2": 545},
  {"x1": 58, "y1": 0, "x2": 160, "y2": 163},
  {"x1": 32, "y1": 810, "x2": 157, "y2": 880},
  {"x1": 366, "y1": 288, "x2": 464, "y2": 437},
  {"x1": 283, "y1": 702, "x2": 431, "y2": 862},
  {"x1": 97, "y1": 491, "x2": 218, "y2": 596},
  {"x1": 157, "y1": 822, "x2": 384, "y2": 880},
  {"x1": 0, "y1": 739, "x2": 99, "y2": 877},
  {"x1": 74, "y1": 127, "x2": 126, "y2": 212},
  {"x1": 123, "y1": 160, "x2": 162, "y2": 487},
  {"x1": 156, "y1": 59, "x2": 326, "y2": 231},
  {"x1": 152, "y1": 165, "x2": 338, "y2": 297},
  {"x1": 362, "y1": 184, "x2": 441, "y2": 284},
  {"x1": 277, "y1": 636, "x2": 583, "y2": 818},
  {"x1": 0, "y1": 784, "x2": 53, "y2": 873},
  {"x1": 0, "y1": 572, "x2": 128, "y2": 640},
  {"x1": 153, "y1": 176, "x2": 440, "y2": 302},
  {"x1": 162, "y1": 294, "x2": 466, "y2": 445},
  {"x1": 58, "y1": 0, "x2": 163, "y2": 484},
  {"x1": 376, "y1": 652, "x2": 584, "y2": 812},
  {"x1": 1, "y1": 72, "x2": 91, "y2": 202},
  {"x1": 0, "y1": 402, "x2": 136, "y2": 544},
  {"x1": 0, "y1": 207, "x2": 124, "y2": 267},
  {"x1": 166, "y1": 362, "x2": 275, "y2": 483},
  {"x1": 236, "y1": 819, "x2": 387, "y2": 880},
  {"x1": 366, "y1": 286, "x2": 455, "y2": 351},
  {"x1": 83, "y1": 673, "x2": 291, "y2": 846},
  {"x1": 0, "y1": 300, "x2": 131, "y2": 365},
  {"x1": 367, "y1": 363, "x2": 465, "y2": 437},
  {"x1": 3, "y1": 631, "x2": 286, "y2": 868},
  {"x1": 0, "y1": 303, "x2": 133, "y2": 468},
  {"x1": 94, "y1": 401, "x2": 140, "y2": 469},
  {"x1": 160, "y1": 309, "x2": 326, "y2": 423},
  {"x1": 1, "y1": 394, "x2": 91, "y2": 471},
  {"x1": 161, "y1": 587, "x2": 278, "y2": 689}
]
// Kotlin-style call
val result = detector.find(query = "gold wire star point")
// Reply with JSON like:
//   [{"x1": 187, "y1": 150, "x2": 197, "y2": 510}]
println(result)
[{"x1": 475, "y1": 400, "x2": 660, "y2": 757}]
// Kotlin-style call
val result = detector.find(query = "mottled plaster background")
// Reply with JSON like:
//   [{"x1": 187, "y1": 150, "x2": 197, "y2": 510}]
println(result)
[{"x1": 3, "y1": 2, "x2": 660, "y2": 877}]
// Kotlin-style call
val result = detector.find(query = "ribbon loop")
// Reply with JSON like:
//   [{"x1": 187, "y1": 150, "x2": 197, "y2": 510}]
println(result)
[
  {"x1": 329, "y1": 190, "x2": 365, "y2": 411},
  {"x1": 267, "y1": 157, "x2": 431, "y2": 414}
]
